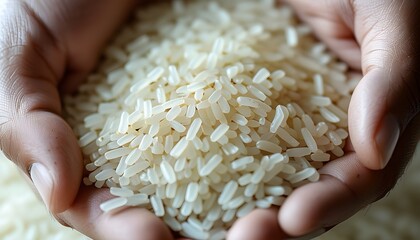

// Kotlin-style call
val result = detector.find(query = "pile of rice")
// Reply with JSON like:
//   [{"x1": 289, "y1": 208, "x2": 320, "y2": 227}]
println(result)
[{"x1": 63, "y1": 0, "x2": 359, "y2": 238}]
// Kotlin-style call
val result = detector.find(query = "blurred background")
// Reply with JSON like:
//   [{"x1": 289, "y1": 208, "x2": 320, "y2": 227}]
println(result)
[{"x1": 1, "y1": 143, "x2": 419, "y2": 240}]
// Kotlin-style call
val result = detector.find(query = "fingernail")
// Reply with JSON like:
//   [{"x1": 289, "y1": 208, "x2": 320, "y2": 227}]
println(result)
[
  {"x1": 30, "y1": 163, "x2": 53, "y2": 209},
  {"x1": 376, "y1": 114, "x2": 400, "y2": 169},
  {"x1": 287, "y1": 228, "x2": 326, "y2": 240}
]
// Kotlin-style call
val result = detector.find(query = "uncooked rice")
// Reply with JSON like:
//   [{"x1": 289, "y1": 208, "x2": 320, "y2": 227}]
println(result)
[
  {"x1": 63, "y1": 0, "x2": 360, "y2": 238},
  {"x1": 0, "y1": 153, "x2": 88, "y2": 240}
]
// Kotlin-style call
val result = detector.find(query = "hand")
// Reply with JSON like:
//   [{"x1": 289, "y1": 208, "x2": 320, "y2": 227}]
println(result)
[
  {"x1": 2, "y1": 1, "x2": 418, "y2": 240},
  {"x1": 0, "y1": 1, "x2": 172, "y2": 239},
  {"x1": 227, "y1": 0, "x2": 420, "y2": 239}
]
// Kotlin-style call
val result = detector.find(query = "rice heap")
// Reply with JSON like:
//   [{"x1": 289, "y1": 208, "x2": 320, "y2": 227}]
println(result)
[{"x1": 63, "y1": 0, "x2": 359, "y2": 239}]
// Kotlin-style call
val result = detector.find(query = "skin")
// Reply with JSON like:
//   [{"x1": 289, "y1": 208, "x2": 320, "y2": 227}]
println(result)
[
  {"x1": 0, "y1": 0, "x2": 171, "y2": 239},
  {"x1": 0, "y1": 0, "x2": 418, "y2": 239},
  {"x1": 229, "y1": 0, "x2": 420, "y2": 238}
]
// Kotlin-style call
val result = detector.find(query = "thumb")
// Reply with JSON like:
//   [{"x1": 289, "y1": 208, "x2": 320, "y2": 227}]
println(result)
[
  {"x1": 349, "y1": 0, "x2": 420, "y2": 170},
  {"x1": 0, "y1": 1, "x2": 82, "y2": 213},
  {"x1": 2, "y1": 112, "x2": 83, "y2": 213}
]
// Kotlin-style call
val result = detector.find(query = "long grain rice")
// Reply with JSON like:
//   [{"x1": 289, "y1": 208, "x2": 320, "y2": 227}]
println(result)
[{"x1": 63, "y1": 0, "x2": 357, "y2": 238}]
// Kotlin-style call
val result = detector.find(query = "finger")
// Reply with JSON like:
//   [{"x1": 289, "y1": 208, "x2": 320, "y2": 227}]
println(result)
[
  {"x1": 283, "y1": 0, "x2": 361, "y2": 70},
  {"x1": 3, "y1": 112, "x2": 83, "y2": 214},
  {"x1": 228, "y1": 207, "x2": 286, "y2": 240},
  {"x1": 25, "y1": 0, "x2": 140, "y2": 94},
  {"x1": 348, "y1": 0, "x2": 420, "y2": 169},
  {"x1": 279, "y1": 114, "x2": 420, "y2": 236},
  {"x1": 278, "y1": 153, "x2": 379, "y2": 236},
  {"x1": 0, "y1": 1, "x2": 82, "y2": 213},
  {"x1": 0, "y1": 0, "x2": 137, "y2": 213},
  {"x1": 57, "y1": 185, "x2": 173, "y2": 240}
]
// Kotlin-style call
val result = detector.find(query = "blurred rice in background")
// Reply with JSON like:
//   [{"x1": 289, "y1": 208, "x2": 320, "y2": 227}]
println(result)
[
  {"x1": 0, "y1": 152, "x2": 88, "y2": 240},
  {"x1": 0, "y1": 143, "x2": 419, "y2": 240}
]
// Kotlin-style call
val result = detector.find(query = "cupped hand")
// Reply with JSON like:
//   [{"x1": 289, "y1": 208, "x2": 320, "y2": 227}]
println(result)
[
  {"x1": 1, "y1": 1, "x2": 419, "y2": 240},
  {"x1": 228, "y1": 0, "x2": 420, "y2": 239},
  {"x1": 0, "y1": 0, "x2": 172, "y2": 239}
]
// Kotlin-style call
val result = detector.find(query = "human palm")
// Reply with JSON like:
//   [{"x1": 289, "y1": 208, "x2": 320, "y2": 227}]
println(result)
[
  {"x1": 230, "y1": 0, "x2": 420, "y2": 238},
  {"x1": 0, "y1": 0, "x2": 174, "y2": 239},
  {"x1": 262, "y1": 0, "x2": 419, "y2": 237}
]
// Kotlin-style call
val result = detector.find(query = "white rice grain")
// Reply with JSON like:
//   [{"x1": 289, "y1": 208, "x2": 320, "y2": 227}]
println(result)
[
  {"x1": 320, "y1": 107, "x2": 340, "y2": 123},
  {"x1": 256, "y1": 140, "x2": 282, "y2": 153},
  {"x1": 210, "y1": 124, "x2": 229, "y2": 142},
  {"x1": 151, "y1": 195, "x2": 165, "y2": 217},
  {"x1": 104, "y1": 147, "x2": 132, "y2": 160},
  {"x1": 231, "y1": 156, "x2": 254, "y2": 170},
  {"x1": 117, "y1": 112, "x2": 129, "y2": 134},
  {"x1": 252, "y1": 68, "x2": 270, "y2": 84},
  {"x1": 100, "y1": 197, "x2": 128, "y2": 212},
  {"x1": 301, "y1": 128, "x2": 318, "y2": 152},
  {"x1": 286, "y1": 147, "x2": 311, "y2": 158},
  {"x1": 170, "y1": 137, "x2": 188, "y2": 158},
  {"x1": 79, "y1": 131, "x2": 98, "y2": 147},
  {"x1": 186, "y1": 182, "x2": 200, "y2": 202},
  {"x1": 285, "y1": 26, "x2": 298, "y2": 47},
  {"x1": 160, "y1": 160, "x2": 177, "y2": 184},
  {"x1": 218, "y1": 180, "x2": 238, "y2": 205},
  {"x1": 199, "y1": 154, "x2": 223, "y2": 177}
]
